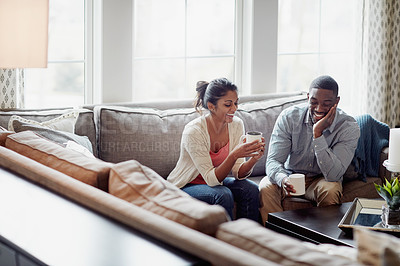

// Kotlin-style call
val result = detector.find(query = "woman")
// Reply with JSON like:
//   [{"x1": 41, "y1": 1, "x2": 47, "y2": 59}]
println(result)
[{"x1": 167, "y1": 78, "x2": 265, "y2": 222}]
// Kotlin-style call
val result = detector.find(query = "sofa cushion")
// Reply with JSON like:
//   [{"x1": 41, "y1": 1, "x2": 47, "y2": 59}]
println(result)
[
  {"x1": 342, "y1": 177, "x2": 381, "y2": 202},
  {"x1": 96, "y1": 106, "x2": 200, "y2": 178},
  {"x1": 0, "y1": 108, "x2": 97, "y2": 157},
  {"x1": 5, "y1": 131, "x2": 112, "y2": 191},
  {"x1": 216, "y1": 219, "x2": 359, "y2": 266},
  {"x1": 355, "y1": 227, "x2": 400, "y2": 265},
  {"x1": 235, "y1": 93, "x2": 307, "y2": 176},
  {"x1": 0, "y1": 126, "x2": 13, "y2": 146},
  {"x1": 10, "y1": 118, "x2": 93, "y2": 153},
  {"x1": 108, "y1": 160, "x2": 229, "y2": 235}
]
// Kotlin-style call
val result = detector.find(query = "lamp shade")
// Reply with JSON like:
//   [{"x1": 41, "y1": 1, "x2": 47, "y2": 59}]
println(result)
[{"x1": 0, "y1": 0, "x2": 49, "y2": 68}]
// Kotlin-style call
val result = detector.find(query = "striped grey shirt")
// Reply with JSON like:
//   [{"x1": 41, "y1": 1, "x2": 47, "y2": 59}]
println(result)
[{"x1": 266, "y1": 103, "x2": 360, "y2": 186}]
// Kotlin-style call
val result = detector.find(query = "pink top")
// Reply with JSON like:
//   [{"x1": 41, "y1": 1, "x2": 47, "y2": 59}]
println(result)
[{"x1": 190, "y1": 142, "x2": 230, "y2": 185}]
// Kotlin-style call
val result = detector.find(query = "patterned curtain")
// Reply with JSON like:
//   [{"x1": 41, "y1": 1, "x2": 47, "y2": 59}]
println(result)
[
  {"x1": 0, "y1": 69, "x2": 24, "y2": 109},
  {"x1": 360, "y1": 0, "x2": 400, "y2": 128}
]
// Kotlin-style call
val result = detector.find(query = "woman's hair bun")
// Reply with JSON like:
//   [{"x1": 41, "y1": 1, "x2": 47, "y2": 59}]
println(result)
[
  {"x1": 196, "y1": 81, "x2": 208, "y2": 92},
  {"x1": 194, "y1": 81, "x2": 209, "y2": 113}
]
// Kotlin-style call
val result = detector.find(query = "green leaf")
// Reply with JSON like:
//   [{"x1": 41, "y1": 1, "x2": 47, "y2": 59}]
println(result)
[
  {"x1": 377, "y1": 188, "x2": 392, "y2": 203},
  {"x1": 375, "y1": 183, "x2": 387, "y2": 201},
  {"x1": 393, "y1": 182, "x2": 400, "y2": 194},
  {"x1": 393, "y1": 178, "x2": 400, "y2": 193},
  {"x1": 386, "y1": 179, "x2": 392, "y2": 191},
  {"x1": 384, "y1": 185, "x2": 393, "y2": 197}
]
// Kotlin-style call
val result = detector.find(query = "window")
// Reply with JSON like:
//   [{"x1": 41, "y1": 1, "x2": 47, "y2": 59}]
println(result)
[
  {"x1": 24, "y1": 0, "x2": 86, "y2": 108},
  {"x1": 133, "y1": 0, "x2": 236, "y2": 101},
  {"x1": 23, "y1": 1, "x2": 361, "y2": 110},
  {"x1": 277, "y1": 0, "x2": 358, "y2": 114},
  {"x1": 23, "y1": 0, "x2": 238, "y2": 107}
]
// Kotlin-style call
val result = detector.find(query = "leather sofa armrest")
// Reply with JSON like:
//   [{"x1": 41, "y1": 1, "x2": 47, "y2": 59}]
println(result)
[{"x1": 379, "y1": 147, "x2": 391, "y2": 182}]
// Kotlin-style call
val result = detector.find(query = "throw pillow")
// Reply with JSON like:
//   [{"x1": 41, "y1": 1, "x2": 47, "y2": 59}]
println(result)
[
  {"x1": 216, "y1": 219, "x2": 358, "y2": 266},
  {"x1": 8, "y1": 111, "x2": 79, "y2": 133},
  {"x1": 355, "y1": 227, "x2": 400, "y2": 265},
  {"x1": 10, "y1": 119, "x2": 93, "y2": 153},
  {"x1": 108, "y1": 160, "x2": 229, "y2": 235}
]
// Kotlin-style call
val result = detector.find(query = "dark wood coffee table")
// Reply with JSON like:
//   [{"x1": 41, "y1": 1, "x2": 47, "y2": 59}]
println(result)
[{"x1": 266, "y1": 202, "x2": 355, "y2": 247}]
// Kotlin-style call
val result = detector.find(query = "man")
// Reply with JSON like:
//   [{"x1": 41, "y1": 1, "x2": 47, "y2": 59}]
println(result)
[{"x1": 259, "y1": 75, "x2": 360, "y2": 224}]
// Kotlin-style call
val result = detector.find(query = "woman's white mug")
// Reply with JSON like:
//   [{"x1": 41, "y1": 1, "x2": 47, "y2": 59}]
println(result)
[
  {"x1": 288, "y1": 173, "x2": 305, "y2": 196},
  {"x1": 244, "y1": 131, "x2": 262, "y2": 155},
  {"x1": 246, "y1": 131, "x2": 262, "y2": 144}
]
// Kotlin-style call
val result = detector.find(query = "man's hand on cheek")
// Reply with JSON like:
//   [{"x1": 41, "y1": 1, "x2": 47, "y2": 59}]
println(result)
[{"x1": 313, "y1": 104, "x2": 337, "y2": 138}]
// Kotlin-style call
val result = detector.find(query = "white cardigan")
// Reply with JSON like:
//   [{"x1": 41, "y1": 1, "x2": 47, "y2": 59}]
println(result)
[{"x1": 167, "y1": 115, "x2": 247, "y2": 188}]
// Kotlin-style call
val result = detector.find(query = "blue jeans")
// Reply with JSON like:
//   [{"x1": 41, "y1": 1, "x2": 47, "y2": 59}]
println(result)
[{"x1": 182, "y1": 177, "x2": 260, "y2": 222}]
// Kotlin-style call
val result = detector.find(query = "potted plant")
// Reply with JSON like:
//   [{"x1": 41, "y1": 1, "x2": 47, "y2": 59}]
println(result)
[{"x1": 374, "y1": 177, "x2": 400, "y2": 227}]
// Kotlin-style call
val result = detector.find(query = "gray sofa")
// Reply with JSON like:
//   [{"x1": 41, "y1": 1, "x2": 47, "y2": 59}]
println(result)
[
  {"x1": 87, "y1": 91, "x2": 386, "y2": 210},
  {"x1": 0, "y1": 91, "x2": 387, "y2": 211},
  {"x1": 0, "y1": 91, "x2": 388, "y2": 265}
]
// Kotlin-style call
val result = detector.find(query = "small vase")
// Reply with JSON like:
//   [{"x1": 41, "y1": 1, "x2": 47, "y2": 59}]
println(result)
[{"x1": 382, "y1": 204, "x2": 400, "y2": 229}]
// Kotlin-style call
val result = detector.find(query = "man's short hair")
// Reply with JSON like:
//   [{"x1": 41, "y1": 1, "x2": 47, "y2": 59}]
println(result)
[{"x1": 309, "y1": 75, "x2": 338, "y2": 96}]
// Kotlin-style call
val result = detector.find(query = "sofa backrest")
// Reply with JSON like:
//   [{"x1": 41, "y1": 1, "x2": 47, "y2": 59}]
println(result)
[
  {"x1": 95, "y1": 105, "x2": 200, "y2": 178},
  {"x1": 83, "y1": 91, "x2": 307, "y2": 111},
  {"x1": 0, "y1": 108, "x2": 97, "y2": 157},
  {"x1": 94, "y1": 92, "x2": 307, "y2": 178}
]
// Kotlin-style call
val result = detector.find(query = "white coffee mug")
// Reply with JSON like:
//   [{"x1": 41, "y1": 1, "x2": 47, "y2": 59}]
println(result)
[
  {"x1": 288, "y1": 173, "x2": 305, "y2": 196},
  {"x1": 244, "y1": 131, "x2": 262, "y2": 155},
  {"x1": 246, "y1": 131, "x2": 262, "y2": 144}
]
